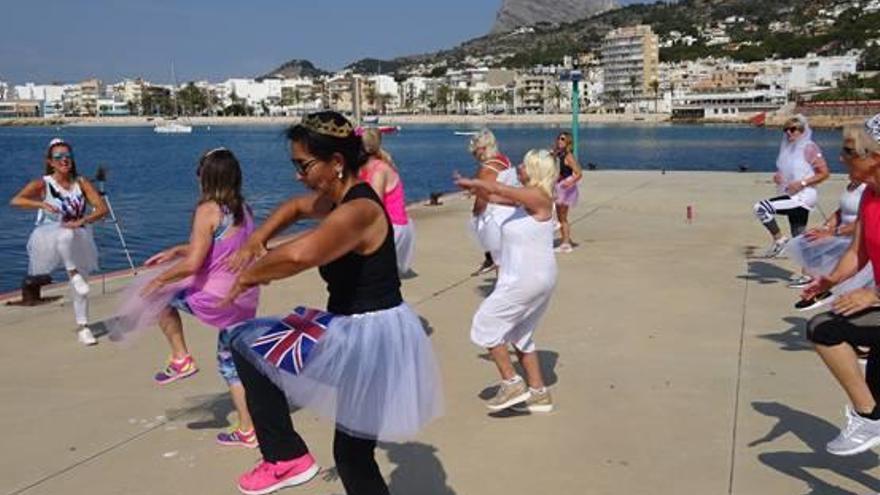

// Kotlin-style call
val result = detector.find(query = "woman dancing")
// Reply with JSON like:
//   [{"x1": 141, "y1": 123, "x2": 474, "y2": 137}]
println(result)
[
  {"x1": 10, "y1": 138, "x2": 108, "y2": 345},
  {"x1": 456, "y1": 149, "x2": 558, "y2": 413},
  {"x1": 224, "y1": 111, "x2": 442, "y2": 495}
]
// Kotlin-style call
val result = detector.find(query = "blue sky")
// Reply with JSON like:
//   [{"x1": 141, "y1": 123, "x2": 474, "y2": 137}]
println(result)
[{"x1": 0, "y1": 0, "x2": 655, "y2": 85}]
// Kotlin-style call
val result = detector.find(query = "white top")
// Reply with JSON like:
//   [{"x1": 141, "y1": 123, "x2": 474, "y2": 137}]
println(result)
[
  {"x1": 839, "y1": 183, "x2": 867, "y2": 226},
  {"x1": 35, "y1": 175, "x2": 87, "y2": 226},
  {"x1": 485, "y1": 167, "x2": 520, "y2": 224},
  {"x1": 498, "y1": 207, "x2": 557, "y2": 292},
  {"x1": 776, "y1": 125, "x2": 821, "y2": 210}
]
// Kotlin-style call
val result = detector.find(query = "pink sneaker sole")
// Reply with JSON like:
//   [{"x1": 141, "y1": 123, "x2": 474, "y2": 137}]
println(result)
[
  {"x1": 154, "y1": 366, "x2": 199, "y2": 385},
  {"x1": 237, "y1": 463, "x2": 320, "y2": 495}
]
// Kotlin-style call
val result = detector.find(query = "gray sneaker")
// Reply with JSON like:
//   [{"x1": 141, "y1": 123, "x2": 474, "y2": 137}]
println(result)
[
  {"x1": 486, "y1": 378, "x2": 530, "y2": 411},
  {"x1": 512, "y1": 389, "x2": 554, "y2": 413},
  {"x1": 827, "y1": 405, "x2": 880, "y2": 456},
  {"x1": 762, "y1": 237, "x2": 789, "y2": 258}
]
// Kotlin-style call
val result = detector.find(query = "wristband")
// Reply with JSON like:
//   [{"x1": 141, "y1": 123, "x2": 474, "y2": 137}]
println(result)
[{"x1": 800, "y1": 180, "x2": 808, "y2": 187}]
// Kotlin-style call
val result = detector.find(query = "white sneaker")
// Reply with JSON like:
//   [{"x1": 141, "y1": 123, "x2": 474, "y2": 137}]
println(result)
[
  {"x1": 70, "y1": 273, "x2": 90, "y2": 296},
  {"x1": 554, "y1": 243, "x2": 573, "y2": 254},
  {"x1": 826, "y1": 405, "x2": 880, "y2": 456},
  {"x1": 762, "y1": 237, "x2": 789, "y2": 258},
  {"x1": 77, "y1": 327, "x2": 97, "y2": 346}
]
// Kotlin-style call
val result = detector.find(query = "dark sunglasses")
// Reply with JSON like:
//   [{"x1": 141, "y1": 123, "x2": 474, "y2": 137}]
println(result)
[
  {"x1": 291, "y1": 157, "x2": 319, "y2": 175},
  {"x1": 51, "y1": 151, "x2": 73, "y2": 161},
  {"x1": 841, "y1": 146, "x2": 859, "y2": 158},
  {"x1": 783, "y1": 127, "x2": 801, "y2": 133}
]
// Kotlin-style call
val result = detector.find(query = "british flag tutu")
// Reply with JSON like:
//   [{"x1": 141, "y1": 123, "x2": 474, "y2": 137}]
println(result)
[{"x1": 229, "y1": 303, "x2": 443, "y2": 441}]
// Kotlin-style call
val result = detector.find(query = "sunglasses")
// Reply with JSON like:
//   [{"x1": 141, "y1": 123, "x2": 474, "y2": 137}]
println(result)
[
  {"x1": 841, "y1": 146, "x2": 859, "y2": 158},
  {"x1": 51, "y1": 152, "x2": 73, "y2": 161},
  {"x1": 291, "y1": 157, "x2": 319, "y2": 175},
  {"x1": 783, "y1": 127, "x2": 801, "y2": 133}
]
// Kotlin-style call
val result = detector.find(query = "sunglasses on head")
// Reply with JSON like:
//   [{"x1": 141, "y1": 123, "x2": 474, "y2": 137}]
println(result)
[
  {"x1": 783, "y1": 127, "x2": 800, "y2": 133},
  {"x1": 291, "y1": 157, "x2": 319, "y2": 175},
  {"x1": 51, "y1": 151, "x2": 73, "y2": 161}
]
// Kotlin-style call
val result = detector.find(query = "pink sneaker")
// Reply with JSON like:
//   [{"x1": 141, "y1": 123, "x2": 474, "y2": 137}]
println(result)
[
  {"x1": 237, "y1": 454, "x2": 319, "y2": 495},
  {"x1": 154, "y1": 354, "x2": 198, "y2": 385},
  {"x1": 217, "y1": 427, "x2": 258, "y2": 448}
]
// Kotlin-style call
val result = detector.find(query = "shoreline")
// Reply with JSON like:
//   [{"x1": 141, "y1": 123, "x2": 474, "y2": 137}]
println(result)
[{"x1": 0, "y1": 112, "x2": 869, "y2": 129}]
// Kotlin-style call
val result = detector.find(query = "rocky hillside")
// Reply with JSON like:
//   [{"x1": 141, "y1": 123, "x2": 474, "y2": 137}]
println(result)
[
  {"x1": 260, "y1": 59, "x2": 329, "y2": 79},
  {"x1": 490, "y1": 0, "x2": 618, "y2": 34}
]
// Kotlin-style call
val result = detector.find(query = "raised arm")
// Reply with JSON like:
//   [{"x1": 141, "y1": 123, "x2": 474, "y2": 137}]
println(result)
[
  {"x1": 457, "y1": 177, "x2": 552, "y2": 220},
  {"x1": 142, "y1": 202, "x2": 219, "y2": 294},
  {"x1": 472, "y1": 165, "x2": 499, "y2": 216},
  {"x1": 10, "y1": 179, "x2": 53, "y2": 212}
]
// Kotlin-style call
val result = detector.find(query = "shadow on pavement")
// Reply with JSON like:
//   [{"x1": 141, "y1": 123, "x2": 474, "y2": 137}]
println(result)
[
  {"x1": 738, "y1": 260, "x2": 794, "y2": 285},
  {"x1": 758, "y1": 316, "x2": 813, "y2": 352},
  {"x1": 750, "y1": 401, "x2": 880, "y2": 495}
]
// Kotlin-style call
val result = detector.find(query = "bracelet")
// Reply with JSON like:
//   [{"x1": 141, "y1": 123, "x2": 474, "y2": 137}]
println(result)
[{"x1": 800, "y1": 180, "x2": 808, "y2": 188}]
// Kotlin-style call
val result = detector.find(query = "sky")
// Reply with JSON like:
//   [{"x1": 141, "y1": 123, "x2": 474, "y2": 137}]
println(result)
[{"x1": 0, "y1": 0, "x2": 655, "y2": 85}]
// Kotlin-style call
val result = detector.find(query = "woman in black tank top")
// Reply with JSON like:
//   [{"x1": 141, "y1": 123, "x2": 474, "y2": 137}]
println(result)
[{"x1": 222, "y1": 112, "x2": 441, "y2": 495}]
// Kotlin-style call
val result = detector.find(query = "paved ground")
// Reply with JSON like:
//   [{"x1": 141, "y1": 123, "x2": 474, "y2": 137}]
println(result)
[{"x1": 2, "y1": 171, "x2": 877, "y2": 495}]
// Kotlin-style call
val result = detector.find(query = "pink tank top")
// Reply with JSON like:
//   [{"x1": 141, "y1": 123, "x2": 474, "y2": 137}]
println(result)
[
  {"x1": 184, "y1": 206, "x2": 260, "y2": 329},
  {"x1": 860, "y1": 188, "x2": 880, "y2": 284},
  {"x1": 359, "y1": 158, "x2": 409, "y2": 225}
]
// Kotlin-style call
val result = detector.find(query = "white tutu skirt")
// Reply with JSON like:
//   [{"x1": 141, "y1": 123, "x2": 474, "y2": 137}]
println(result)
[
  {"x1": 230, "y1": 303, "x2": 443, "y2": 441},
  {"x1": 393, "y1": 222, "x2": 415, "y2": 275},
  {"x1": 833, "y1": 265, "x2": 876, "y2": 295},
  {"x1": 786, "y1": 235, "x2": 853, "y2": 277},
  {"x1": 27, "y1": 224, "x2": 98, "y2": 276}
]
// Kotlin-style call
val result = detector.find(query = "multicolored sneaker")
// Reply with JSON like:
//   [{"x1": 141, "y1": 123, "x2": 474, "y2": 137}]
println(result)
[
  {"x1": 237, "y1": 453, "x2": 319, "y2": 495},
  {"x1": 154, "y1": 355, "x2": 198, "y2": 385},
  {"x1": 217, "y1": 427, "x2": 258, "y2": 448}
]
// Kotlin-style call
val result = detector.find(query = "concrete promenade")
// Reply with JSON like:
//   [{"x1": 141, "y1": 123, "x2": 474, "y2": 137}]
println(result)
[{"x1": 2, "y1": 171, "x2": 878, "y2": 495}]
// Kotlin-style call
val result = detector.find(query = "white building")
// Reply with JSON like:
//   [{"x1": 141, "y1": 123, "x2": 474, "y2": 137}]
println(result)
[
  {"x1": 752, "y1": 53, "x2": 859, "y2": 92},
  {"x1": 221, "y1": 78, "x2": 283, "y2": 114},
  {"x1": 672, "y1": 89, "x2": 787, "y2": 119},
  {"x1": 0, "y1": 81, "x2": 8, "y2": 100},
  {"x1": 15, "y1": 83, "x2": 67, "y2": 117}
]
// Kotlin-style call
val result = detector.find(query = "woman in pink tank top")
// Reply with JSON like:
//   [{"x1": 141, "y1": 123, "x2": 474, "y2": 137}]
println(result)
[
  {"x1": 801, "y1": 117, "x2": 880, "y2": 456},
  {"x1": 359, "y1": 127, "x2": 415, "y2": 275},
  {"x1": 109, "y1": 148, "x2": 260, "y2": 448}
]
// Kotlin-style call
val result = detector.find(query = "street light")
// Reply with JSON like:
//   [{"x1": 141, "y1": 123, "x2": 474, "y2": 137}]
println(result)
[{"x1": 561, "y1": 69, "x2": 583, "y2": 160}]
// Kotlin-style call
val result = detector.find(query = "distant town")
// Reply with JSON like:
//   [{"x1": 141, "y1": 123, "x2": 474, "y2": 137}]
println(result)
[{"x1": 2, "y1": 13, "x2": 880, "y2": 124}]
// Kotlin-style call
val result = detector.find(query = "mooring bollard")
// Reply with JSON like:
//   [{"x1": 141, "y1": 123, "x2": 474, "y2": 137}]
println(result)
[
  {"x1": 20, "y1": 274, "x2": 53, "y2": 306},
  {"x1": 686, "y1": 205, "x2": 694, "y2": 224}
]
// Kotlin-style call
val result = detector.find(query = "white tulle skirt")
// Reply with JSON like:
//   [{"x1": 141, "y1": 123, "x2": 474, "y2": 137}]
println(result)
[
  {"x1": 27, "y1": 224, "x2": 99, "y2": 276},
  {"x1": 393, "y1": 222, "x2": 415, "y2": 275},
  {"x1": 230, "y1": 303, "x2": 443, "y2": 441},
  {"x1": 786, "y1": 235, "x2": 854, "y2": 277}
]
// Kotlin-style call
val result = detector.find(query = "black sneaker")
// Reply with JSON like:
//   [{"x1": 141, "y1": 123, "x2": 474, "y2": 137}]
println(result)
[
  {"x1": 795, "y1": 291, "x2": 833, "y2": 312},
  {"x1": 471, "y1": 259, "x2": 496, "y2": 276}
]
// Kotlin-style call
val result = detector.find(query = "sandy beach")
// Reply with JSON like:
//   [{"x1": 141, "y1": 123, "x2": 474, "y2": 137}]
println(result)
[{"x1": 1, "y1": 170, "x2": 876, "y2": 495}]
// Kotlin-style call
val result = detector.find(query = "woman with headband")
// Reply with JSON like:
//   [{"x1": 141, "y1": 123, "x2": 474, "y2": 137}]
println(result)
[
  {"x1": 109, "y1": 148, "x2": 261, "y2": 449},
  {"x1": 224, "y1": 111, "x2": 441, "y2": 495},
  {"x1": 11, "y1": 138, "x2": 108, "y2": 345}
]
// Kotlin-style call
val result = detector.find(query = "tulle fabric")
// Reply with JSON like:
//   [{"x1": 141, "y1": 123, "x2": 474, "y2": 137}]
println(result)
[
  {"x1": 786, "y1": 235, "x2": 853, "y2": 277},
  {"x1": 105, "y1": 263, "x2": 192, "y2": 342},
  {"x1": 554, "y1": 182, "x2": 579, "y2": 207},
  {"x1": 393, "y1": 222, "x2": 415, "y2": 275},
  {"x1": 230, "y1": 303, "x2": 443, "y2": 441},
  {"x1": 27, "y1": 224, "x2": 98, "y2": 275}
]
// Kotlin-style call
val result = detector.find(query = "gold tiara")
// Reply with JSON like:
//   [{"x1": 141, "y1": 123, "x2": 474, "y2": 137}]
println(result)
[{"x1": 301, "y1": 114, "x2": 354, "y2": 138}]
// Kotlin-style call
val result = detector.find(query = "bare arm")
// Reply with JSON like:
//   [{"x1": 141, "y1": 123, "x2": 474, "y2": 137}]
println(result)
[
  {"x1": 472, "y1": 166, "x2": 499, "y2": 216},
  {"x1": 10, "y1": 179, "x2": 53, "y2": 211},
  {"x1": 222, "y1": 199, "x2": 385, "y2": 303},
  {"x1": 75, "y1": 178, "x2": 109, "y2": 225},
  {"x1": 366, "y1": 164, "x2": 389, "y2": 198},
  {"x1": 564, "y1": 153, "x2": 583, "y2": 183},
  {"x1": 144, "y1": 203, "x2": 218, "y2": 291},
  {"x1": 457, "y1": 177, "x2": 552, "y2": 220},
  {"x1": 826, "y1": 219, "x2": 864, "y2": 285}
]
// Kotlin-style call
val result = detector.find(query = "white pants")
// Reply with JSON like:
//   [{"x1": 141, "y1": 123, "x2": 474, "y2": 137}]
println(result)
[{"x1": 70, "y1": 278, "x2": 89, "y2": 325}]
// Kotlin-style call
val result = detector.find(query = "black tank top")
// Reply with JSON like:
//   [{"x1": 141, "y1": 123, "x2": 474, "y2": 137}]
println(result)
[
  {"x1": 318, "y1": 182, "x2": 402, "y2": 315},
  {"x1": 557, "y1": 151, "x2": 573, "y2": 180}
]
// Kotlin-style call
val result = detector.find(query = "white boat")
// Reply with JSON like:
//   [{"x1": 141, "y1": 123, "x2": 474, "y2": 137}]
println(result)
[{"x1": 154, "y1": 121, "x2": 192, "y2": 134}]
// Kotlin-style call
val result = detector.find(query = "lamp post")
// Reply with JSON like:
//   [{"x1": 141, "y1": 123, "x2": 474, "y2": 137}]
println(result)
[{"x1": 562, "y1": 69, "x2": 583, "y2": 160}]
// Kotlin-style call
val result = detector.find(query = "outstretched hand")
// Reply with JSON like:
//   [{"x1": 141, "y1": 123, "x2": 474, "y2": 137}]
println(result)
[
  {"x1": 226, "y1": 239, "x2": 266, "y2": 273},
  {"x1": 145, "y1": 248, "x2": 178, "y2": 267},
  {"x1": 801, "y1": 276, "x2": 834, "y2": 301}
]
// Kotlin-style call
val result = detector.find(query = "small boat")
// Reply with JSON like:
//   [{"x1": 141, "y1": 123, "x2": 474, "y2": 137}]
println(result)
[
  {"x1": 362, "y1": 115, "x2": 379, "y2": 124},
  {"x1": 750, "y1": 112, "x2": 767, "y2": 127},
  {"x1": 453, "y1": 131, "x2": 479, "y2": 136},
  {"x1": 154, "y1": 121, "x2": 192, "y2": 134}
]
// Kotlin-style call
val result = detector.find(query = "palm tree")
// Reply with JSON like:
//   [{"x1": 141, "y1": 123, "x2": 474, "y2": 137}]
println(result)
[
  {"x1": 549, "y1": 83, "x2": 563, "y2": 113},
  {"x1": 516, "y1": 87, "x2": 528, "y2": 113},
  {"x1": 650, "y1": 79, "x2": 660, "y2": 114},
  {"x1": 629, "y1": 75, "x2": 639, "y2": 104},
  {"x1": 436, "y1": 85, "x2": 450, "y2": 114},
  {"x1": 454, "y1": 89, "x2": 471, "y2": 114}
]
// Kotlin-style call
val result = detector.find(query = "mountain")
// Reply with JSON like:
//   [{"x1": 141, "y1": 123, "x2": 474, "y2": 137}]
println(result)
[
  {"x1": 490, "y1": 0, "x2": 618, "y2": 34},
  {"x1": 260, "y1": 59, "x2": 329, "y2": 79},
  {"x1": 343, "y1": 58, "x2": 404, "y2": 76}
]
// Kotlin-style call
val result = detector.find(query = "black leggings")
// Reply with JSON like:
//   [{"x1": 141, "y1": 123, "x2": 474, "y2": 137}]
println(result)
[
  {"x1": 753, "y1": 195, "x2": 810, "y2": 237},
  {"x1": 232, "y1": 349, "x2": 389, "y2": 495},
  {"x1": 807, "y1": 309, "x2": 880, "y2": 401}
]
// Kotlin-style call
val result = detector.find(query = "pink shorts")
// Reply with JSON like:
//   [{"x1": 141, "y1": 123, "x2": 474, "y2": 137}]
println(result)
[{"x1": 555, "y1": 182, "x2": 579, "y2": 207}]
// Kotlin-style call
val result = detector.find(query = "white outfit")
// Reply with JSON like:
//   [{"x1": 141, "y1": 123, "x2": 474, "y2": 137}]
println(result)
[
  {"x1": 393, "y1": 222, "x2": 415, "y2": 275},
  {"x1": 775, "y1": 124, "x2": 820, "y2": 210},
  {"x1": 26, "y1": 175, "x2": 98, "y2": 325},
  {"x1": 471, "y1": 207, "x2": 557, "y2": 353},
  {"x1": 471, "y1": 167, "x2": 520, "y2": 261}
]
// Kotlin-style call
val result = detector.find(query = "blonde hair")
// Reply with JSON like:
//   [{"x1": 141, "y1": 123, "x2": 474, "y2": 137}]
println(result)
[
  {"x1": 522, "y1": 149, "x2": 558, "y2": 197},
  {"x1": 361, "y1": 127, "x2": 395, "y2": 167},
  {"x1": 468, "y1": 128, "x2": 498, "y2": 162},
  {"x1": 783, "y1": 114, "x2": 808, "y2": 131},
  {"x1": 843, "y1": 125, "x2": 880, "y2": 159}
]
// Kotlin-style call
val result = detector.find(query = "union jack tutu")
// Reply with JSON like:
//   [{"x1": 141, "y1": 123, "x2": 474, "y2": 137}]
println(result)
[{"x1": 229, "y1": 303, "x2": 443, "y2": 441}]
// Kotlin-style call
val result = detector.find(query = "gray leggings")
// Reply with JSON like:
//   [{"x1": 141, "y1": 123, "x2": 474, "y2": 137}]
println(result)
[{"x1": 807, "y1": 309, "x2": 880, "y2": 401}]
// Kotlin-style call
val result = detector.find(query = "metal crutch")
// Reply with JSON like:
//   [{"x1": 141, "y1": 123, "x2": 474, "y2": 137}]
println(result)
[{"x1": 94, "y1": 166, "x2": 136, "y2": 283}]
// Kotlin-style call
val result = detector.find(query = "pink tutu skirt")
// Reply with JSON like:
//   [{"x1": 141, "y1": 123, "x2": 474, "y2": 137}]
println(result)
[{"x1": 555, "y1": 182, "x2": 579, "y2": 207}]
